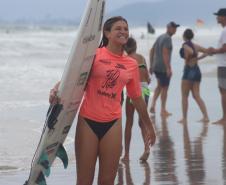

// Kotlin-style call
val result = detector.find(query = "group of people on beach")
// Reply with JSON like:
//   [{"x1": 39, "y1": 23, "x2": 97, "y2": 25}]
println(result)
[
  {"x1": 149, "y1": 22, "x2": 210, "y2": 123},
  {"x1": 149, "y1": 9, "x2": 226, "y2": 126},
  {"x1": 48, "y1": 8, "x2": 226, "y2": 185}
]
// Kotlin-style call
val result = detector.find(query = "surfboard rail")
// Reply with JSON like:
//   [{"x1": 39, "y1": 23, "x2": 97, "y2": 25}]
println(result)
[{"x1": 24, "y1": 0, "x2": 105, "y2": 184}]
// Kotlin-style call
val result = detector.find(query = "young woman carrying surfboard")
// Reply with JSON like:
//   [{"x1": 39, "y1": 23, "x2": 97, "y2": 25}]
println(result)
[{"x1": 50, "y1": 16, "x2": 156, "y2": 185}]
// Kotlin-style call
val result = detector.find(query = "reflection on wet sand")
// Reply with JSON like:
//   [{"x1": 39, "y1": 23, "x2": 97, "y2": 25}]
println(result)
[
  {"x1": 182, "y1": 122, "x2": 208, "y2": 185},
  {"x1": 115, "y1": 115, "x2": 226, "y2": 185},
  {"x1": 141, "y1": 162, "x2": 151, "y2": 185},
  {"x1": 152, "y1": 117, "x2": 179, "y2": 185},
  {"x1": 116, "y1": 161, "x2": 150, "y2": 185}
]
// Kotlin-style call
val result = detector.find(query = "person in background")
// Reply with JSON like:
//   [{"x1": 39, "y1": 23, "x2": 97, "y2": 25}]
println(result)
[
  {"x1": 122, "y1": 37, "x2": 152, "y2": 162},
  {"x1": 49, "y1": 16, "x2": 156, "y2": 185},
  {"x1": 178, "y1": 28, "x2": 209, "y2": 123},
  {"x1": 149, "y1": 21, "x2": 179, "y2": 117},
  {"x1": 208, "y1": 8, "x2": 226, "y2": 125}
]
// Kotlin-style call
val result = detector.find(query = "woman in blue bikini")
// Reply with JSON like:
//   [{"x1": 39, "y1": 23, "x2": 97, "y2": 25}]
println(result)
[{"x1": 178, "y1": 29, "x2": 209, "y2": 123}]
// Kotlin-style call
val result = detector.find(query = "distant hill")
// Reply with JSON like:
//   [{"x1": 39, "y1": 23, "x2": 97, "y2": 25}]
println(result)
[
  {"x1": 108, "y1": 0, "x2": 225, "y2": 27},
  {"x1": 1, "y1": 0, "x2": 225, "y2": 27}
]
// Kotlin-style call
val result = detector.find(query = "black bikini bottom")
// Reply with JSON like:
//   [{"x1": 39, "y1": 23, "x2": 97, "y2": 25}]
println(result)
[{"x1": 84, "y1": 117, "x2": 118, "y2": 140}]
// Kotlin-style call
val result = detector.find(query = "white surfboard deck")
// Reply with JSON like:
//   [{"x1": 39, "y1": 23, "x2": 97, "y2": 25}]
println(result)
[{"x1": 25, "y1": 0, "x2": 105, "y2": 184}]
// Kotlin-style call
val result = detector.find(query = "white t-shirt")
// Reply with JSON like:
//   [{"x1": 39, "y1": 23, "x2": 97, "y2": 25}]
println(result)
[{"x1": 216, "y1": 26, "x2": 226, "y2": 67}]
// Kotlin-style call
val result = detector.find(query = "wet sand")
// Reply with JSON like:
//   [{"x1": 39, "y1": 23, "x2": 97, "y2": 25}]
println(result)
[{"x1": 1, "y1": 66, "x2": 225, "y2": 185}]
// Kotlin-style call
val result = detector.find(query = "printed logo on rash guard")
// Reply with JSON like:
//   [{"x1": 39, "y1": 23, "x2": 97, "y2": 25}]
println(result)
[
  {"x1": 102, "y1": 69, "x2": 120, "y2": 89},
  {"x1": 97, "y1": 90, "x2": 117, "y2": 99},
  {"x1": 97, "y1": 69, "x2": 120, "y2": 99}
]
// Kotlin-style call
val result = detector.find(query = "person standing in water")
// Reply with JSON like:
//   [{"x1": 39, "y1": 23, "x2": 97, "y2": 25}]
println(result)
[
  {"x1": 122, "y1": 37, "x2": 152, "y2": 162},
  {"x1": 149, "y1": 21, "x2": 180, "y2": 117},
  {"x1": 49, "y1": 16, "x2": 156, "y2": 185},
  {"x1": 178, "y1": 29, "x2": 209, "y2": 123}
]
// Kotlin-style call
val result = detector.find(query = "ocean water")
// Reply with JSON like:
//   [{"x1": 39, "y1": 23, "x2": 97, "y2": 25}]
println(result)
[
  {"x1": 0, "y1": 25, "x2": 225, "y2": 185},
  {"x1": 0, "y1": 26, "x2": 77, "y2": 173}
]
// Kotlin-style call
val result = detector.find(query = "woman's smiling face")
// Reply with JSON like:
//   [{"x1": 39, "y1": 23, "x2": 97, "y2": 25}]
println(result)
[{"x1": 105, "y1": 20, "x2": 129, "y2": 47}]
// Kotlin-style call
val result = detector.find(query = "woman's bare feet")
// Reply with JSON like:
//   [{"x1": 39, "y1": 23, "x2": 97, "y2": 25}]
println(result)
[
  {"x1": 212, "y1": 118, "x2": 226, "y2": 125},
  {"x1": 178, "y1": 118, "x2": 187, "y2": 124},
  {"x1": 139, "y1": 148, "x2": 150, "y2": 162},
  {"x1": 121, "y1": 154, "x2": 129, "y2": 162},
  {"x1": 198, "y1": 117, "x2": 209, "y2": 123},
  {"x1": 161, "y1": 110, "x2": 172, "y2": 117},
  {"x1": 139, "y1": 152, "x2": 150, "y2": 161}
]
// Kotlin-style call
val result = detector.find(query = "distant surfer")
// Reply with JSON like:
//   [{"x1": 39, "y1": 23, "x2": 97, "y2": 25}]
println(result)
[
  {"x1": 147, "y1": 22, "x2": 155, "y2": 34},
  {"x1": 50, "y1": 16, "x2": 156, "y2": 185}
]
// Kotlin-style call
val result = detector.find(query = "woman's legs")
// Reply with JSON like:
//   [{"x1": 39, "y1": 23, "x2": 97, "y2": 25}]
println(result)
[
  {"x1": 138, "y1": 95, "x2": 150, "y2": 161},
  {"x1": 191, "y1": 82, "x2": 209, "y2": 122},
  {"x1": 160, "y1": 85, "x2": 172, "y2": 117},
  {"x1": 98, "y1": 119, "x2": 122, "y2": 185},
  {"x1": 138, "y1": 123, "x2": 150, "y2": 161},
  {"x1": 122, "y1": 97, "x2": 135, "y2": 161},
  {"x1": 150, "y1": 79, "x2": 161, "y2": 113},
  {"x1": 178, "y1": 80, "x2": 191, "y2": 123},
  {"x1": 75, "y1": 116, "x2": 99, "y2": 185}
]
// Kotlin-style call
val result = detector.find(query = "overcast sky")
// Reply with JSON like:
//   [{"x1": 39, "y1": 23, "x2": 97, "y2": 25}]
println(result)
[{"x1": 0, "y1": 0, "x2": 159, "y2": 21}]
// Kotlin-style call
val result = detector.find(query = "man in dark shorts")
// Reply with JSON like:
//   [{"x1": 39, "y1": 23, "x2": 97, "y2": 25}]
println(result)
[
  {"x1": 149, "y1": 21, "x2": 179, "y2": 117},
  {"x1": 209, "y1": 8, "x2": 226, "y2": 124}
]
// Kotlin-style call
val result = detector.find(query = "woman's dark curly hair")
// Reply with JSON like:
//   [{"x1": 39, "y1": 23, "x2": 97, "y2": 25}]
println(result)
[
  {"x1": 183, "y1": 29, "x2": 194, "y2": 40},
  {"x1": 124, "y1": 37, "x2": 137, "y2": 54}
]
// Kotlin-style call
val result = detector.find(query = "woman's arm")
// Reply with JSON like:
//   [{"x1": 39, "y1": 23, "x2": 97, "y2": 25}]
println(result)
[
  {"x1": 197, "y1": 53, "x2": 208, "y2": 60},
  {"x1": 144, "y1": 67, "x2": 151, "y2": 84},
  {"x1": 149, "y1": 46, "x2": 155, "y2": 74},
  {"x1": 195, "y1": 44, "x2": 209, "y2": 61},
  {"x1": 132, "y1": 96, "x2": 156, "y2": 146},
  {"x1": 141, "y1": 56, "x2": 151, "y2": 84},
  {"x1": 209, "y1": 44, "x2": 226, "y2": 54},
  {"x1": 183, "y1": 44, "x2": 193, "y2": 61}
]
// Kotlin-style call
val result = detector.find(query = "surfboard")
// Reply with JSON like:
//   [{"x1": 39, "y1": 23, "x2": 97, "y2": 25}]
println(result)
[{"x1": 24, "y1": 0, "x2": 105, "y2": 184}]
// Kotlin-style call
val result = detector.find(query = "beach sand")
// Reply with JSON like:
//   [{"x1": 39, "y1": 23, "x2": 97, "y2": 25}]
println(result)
[{"x1": 1, "y1": 27, "x2": 226, "y2": 185}]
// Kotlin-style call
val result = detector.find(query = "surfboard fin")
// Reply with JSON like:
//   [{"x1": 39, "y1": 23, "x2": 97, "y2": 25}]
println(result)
[
  {"x1": 56, "y1": 144, "x2": 68, "y2": 169},
  {"x1": 38, "y1": 152, "x2": 50, "y2": 177},
  {"x1": 35, "y1": 172, "x2": 47, "y2": 185},
  {"x1": 47, "y1": 103, "x2": 63, "y2": 129}
]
